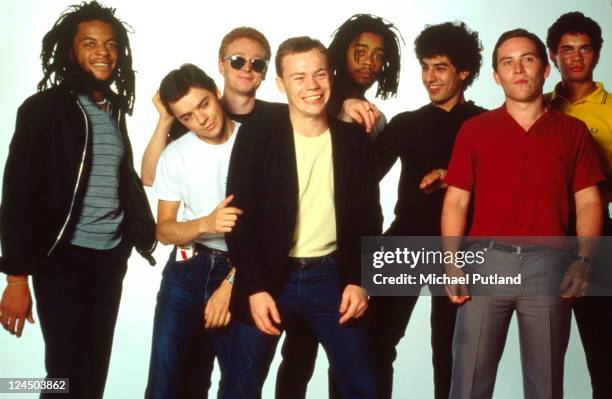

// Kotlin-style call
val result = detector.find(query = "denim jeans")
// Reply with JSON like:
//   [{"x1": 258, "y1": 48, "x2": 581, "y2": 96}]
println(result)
[
  {"x1": 145, "y1": 245, "x2": 232, "y2": 399},
  {"x1": 223, "y1": 255, "x2": 377, "y2": 399}
]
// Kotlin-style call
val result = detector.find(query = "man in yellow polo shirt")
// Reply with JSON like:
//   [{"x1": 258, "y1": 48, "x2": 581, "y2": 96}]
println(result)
[{"x1": 546, "y1": 12, "x2": 612, "y2": 399}]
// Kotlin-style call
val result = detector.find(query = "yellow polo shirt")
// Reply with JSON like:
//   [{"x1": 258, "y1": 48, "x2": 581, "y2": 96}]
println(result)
[
  {"x1": 289, "y1": 129, "x2": 337, "y2": 258},
  {"x1": 546, "y1": 82, "x2": 612, "y2": 179}
]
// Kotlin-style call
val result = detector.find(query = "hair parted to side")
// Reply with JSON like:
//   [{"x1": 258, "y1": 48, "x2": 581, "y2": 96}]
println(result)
[
  {"x1": 218, "y1": 26, "x2": 272, "y2": 61},
  {"x1": 329, "y1": 14, "x2": 403, "y2": 100},
  {"x1": 546, "y1": 12, "x2": 603, "y2": 56},
  {"x1": 492, "y1": 28, "x2": 549, "y2": 71},
  {"x1": 415, "y1": 21, "x2": 483, "y2": 89},
  {"x1": 158, "y1": 63, "x2": 218, "y2": 115},
  {"x1": 275, "y1": 36, "x2": 329, "y2": 77},
  {"x1": 38, "y1": 1, "x2": 136, "y2": 114}
]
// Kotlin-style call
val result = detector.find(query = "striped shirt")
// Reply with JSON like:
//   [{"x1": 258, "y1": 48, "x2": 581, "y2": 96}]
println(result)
[{"x1": 70, "y1": 94, "x2": 125, "y2": 250}]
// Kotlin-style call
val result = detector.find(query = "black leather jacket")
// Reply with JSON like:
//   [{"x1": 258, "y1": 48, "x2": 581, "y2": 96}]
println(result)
[{"x1": 0, "y1": 84, "x2": 156, "y2": 275}]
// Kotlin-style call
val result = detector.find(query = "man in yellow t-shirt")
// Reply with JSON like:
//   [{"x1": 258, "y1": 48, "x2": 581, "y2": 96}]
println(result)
[{"x1": 546, "y1": 12, "x2": 612, "y2": 398}]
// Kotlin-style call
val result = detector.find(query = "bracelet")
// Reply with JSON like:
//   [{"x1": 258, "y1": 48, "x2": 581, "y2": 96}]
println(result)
[{"x1": 225, "y1": 273, "x2": 235, "y2": 285}]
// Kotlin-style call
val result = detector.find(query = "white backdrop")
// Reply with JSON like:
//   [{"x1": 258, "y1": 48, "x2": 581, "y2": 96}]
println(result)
[{"x1": 1, "y1": 0, "x2": 611, "y2": 397}]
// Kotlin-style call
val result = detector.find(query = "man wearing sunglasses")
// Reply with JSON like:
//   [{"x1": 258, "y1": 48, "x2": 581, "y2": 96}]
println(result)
[{"x1": 141, "y1": 26, "x2": 283, "y2": 186}]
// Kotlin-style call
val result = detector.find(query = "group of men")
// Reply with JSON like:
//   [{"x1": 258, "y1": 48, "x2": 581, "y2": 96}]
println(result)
[{"x1": 0, "y1": 1, "x2": 610, "y2": 399}]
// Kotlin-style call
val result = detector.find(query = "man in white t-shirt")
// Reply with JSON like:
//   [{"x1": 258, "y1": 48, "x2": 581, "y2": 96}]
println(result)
[{"x1": 144, "y1": 63, "x2": 243, "y2": 399}]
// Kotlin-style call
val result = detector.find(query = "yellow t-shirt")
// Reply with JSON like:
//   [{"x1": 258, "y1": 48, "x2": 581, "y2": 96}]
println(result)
[
  {"x1": 546, "y1": 82, "x2": 612, "y2": 178},
  {"x1": 289, "y1": 129, "x2": 337, "y2": 257}
]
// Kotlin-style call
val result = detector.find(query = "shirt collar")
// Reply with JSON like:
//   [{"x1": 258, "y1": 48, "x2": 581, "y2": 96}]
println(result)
[{"x1": 550, "y1": 81, "x2": 607, "y2": 105}]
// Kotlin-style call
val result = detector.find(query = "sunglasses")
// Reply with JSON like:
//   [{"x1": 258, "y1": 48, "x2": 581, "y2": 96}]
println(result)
[{"x1": 224, "y1": 55, "x2": 268, "y2": 74}]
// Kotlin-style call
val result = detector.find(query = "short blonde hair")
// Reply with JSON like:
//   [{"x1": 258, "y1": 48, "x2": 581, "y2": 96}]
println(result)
[{"x1": 218, "y1": 27, "x2": 271, "y2": 61}]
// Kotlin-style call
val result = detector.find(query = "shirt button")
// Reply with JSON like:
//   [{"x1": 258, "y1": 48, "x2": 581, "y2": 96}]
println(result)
[
  {"x1": 521, "y1": 176, "x2": 527, "y2": 182},
  {"x1": 518, "y1": 222, "x2": 523, "y2": 227},
  {"x1": 521, "y1": 153, "x2": 528, "y2": 160},
  {"x1": 520, "y1": 199, "x2": 526, "y2": 205}
]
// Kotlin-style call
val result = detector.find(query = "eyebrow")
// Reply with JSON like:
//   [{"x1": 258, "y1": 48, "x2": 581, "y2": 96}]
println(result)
[
  {"x1": 178, "y1": 97, "x2": 207, "y2": 119},
  {"x1": 499, "y1": 52, "x2": 539, "y2": 62}
]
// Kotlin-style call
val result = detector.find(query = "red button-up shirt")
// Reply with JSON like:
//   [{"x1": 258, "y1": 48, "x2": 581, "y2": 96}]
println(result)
[{"x1": 446, "y1": 106, "x2": 604, "y2": 237}]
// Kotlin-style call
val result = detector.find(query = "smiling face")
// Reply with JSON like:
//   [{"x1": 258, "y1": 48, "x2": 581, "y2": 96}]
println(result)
[
  {"x1": 421, "y1": 54, "x2": 469, "y2": 111},
  {"x1": 169, "y1": 86, "x2": 228, "y2": 144},
  {"x1": 71, "y1": 20, "x2": 118, "y2": 82},
  {"x1": 276, "y1": 48, "x2": 331, "y2": 120},
  {"x1": 219, "y1": 37, "x2": 267, "y2": 97},
  {"x1": 345, "y1": 32, "x2": 384, "y2": 89},
  {"x1": 550, "y1": 33, "x2": 597, "y2": 84},
  {"x1": 494, "y1": 37, "x2": 550, "y2": 103}
]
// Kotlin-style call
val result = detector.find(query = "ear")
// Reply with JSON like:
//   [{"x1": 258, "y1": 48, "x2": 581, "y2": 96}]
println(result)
[
  {"x1": 216, "y1": 88, "x2": 222, "y2": 100},
  {"x1": 493, "y1": 69, "x2": 501, "y2": 86},
  {"x1": 543, "y1": 63, "x2": 551, "y2": 79},
  {"x1": 459, "y1": 70, "x2": 470, "y2": 82},
  {"x1": 276, "y1": 76, "x2": 286, "y2": 93},
  {"x1": 218, "y1": 58, "x2": 225, "y2": 75},
  {"x1": 548, "y1": 49, "x2": 558, "y2": 69}
]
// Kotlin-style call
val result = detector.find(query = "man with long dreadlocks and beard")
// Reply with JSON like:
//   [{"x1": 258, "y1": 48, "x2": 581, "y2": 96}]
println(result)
[{"x1": 0, "y1": 2, "x2": 156, "y2": 398}]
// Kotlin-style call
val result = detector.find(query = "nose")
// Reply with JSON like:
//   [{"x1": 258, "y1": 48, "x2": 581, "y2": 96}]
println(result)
[
  {"x1": 96, "y1": 43, "x2": 110, "y2": 56},
  {"x1": 194, "y1": 110, "x2": 208, "y2": 126},
  {"x1": 306, "y1": 74, "x2": 320, "y2": 90},
  {"x1": 425, "y1": 68, "x2": 435, "y2": 82},
  {"x1": 242, "y1": 59, "x2": 252, "y2": 72},
  {"x1": 513, "y1": 60, "x2": 525, "y2": 74}
]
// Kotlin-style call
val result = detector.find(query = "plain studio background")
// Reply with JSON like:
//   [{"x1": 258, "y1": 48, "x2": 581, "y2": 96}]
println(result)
[{"x1": 1, "y1": 0, "x2": 611, "y2": 397}]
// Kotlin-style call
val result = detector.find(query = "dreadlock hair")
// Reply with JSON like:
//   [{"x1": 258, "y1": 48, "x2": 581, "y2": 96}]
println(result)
[
  {"x1": 328, "y1": 14, "x2": 402, "y2": 100},
  {"x1": 415, "y1": 21, "x2": 483, "y2": 89},
  {"x1": 38, "y1": 1, "x2": 136, "y2": 114}
]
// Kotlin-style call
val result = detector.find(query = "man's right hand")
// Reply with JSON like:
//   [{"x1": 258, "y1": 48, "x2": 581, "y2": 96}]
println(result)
[
  {"x1": 444, "y1": 264, "x2": 471, "y2": 304},
  {"x1": 339, "y1": 98, "x2": 381, "y2": 134},
  {"x1": 201, "y1": 195, "x2": 244, "y2": 234},
  {"x1": 152, "y1": 91, "x2": 174, "y2": 124},
  {"x1": 249, "y1": 291, "x2": 281, "y2": 336},
  {"x1": 0, "y1": 277, "x2": 34, "y2": 337}
]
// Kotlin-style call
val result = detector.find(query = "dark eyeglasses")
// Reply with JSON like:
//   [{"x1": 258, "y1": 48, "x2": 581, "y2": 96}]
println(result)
[{"x1": 224, "y1": 55, "x2": 268, "y2": 73}]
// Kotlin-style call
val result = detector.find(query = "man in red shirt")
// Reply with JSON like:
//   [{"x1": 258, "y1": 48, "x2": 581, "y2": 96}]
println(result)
[{"x1": 442, "y1": 29, "x2": 603, "y2": 399}]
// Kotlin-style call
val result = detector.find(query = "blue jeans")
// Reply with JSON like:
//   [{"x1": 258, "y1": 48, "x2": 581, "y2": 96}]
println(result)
[
  {"x1": 223, "y1": 255, "x2": 377, "y2": 399},
  {"x1": 145, "y1": 245, "x2": 232, "y2": 399}
]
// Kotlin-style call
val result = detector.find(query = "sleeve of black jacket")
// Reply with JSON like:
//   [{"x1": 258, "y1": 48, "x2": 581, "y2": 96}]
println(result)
[
  {"x1": 348, "y1": 127, "x2": 383, "y2": 286},
  {"x1": 0, "y1": 99, "x2": 46, "y2": 275},
  {"x1": 226, "y1": 125, "x2": 272, "y2": 297}
]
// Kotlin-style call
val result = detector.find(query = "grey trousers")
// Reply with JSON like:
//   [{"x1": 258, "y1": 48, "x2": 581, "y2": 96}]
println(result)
[{"x1": 449, "y1": 246, "x2": 572, "y2": 399}]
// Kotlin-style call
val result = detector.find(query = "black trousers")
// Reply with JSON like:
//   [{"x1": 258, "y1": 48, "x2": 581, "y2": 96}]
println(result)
[
  {"x1": 32, "y1": 242, "x2": 130, "y2": 399},
  {"x1": 573, "y1": 214, "x2": 612, "y2": 399}
]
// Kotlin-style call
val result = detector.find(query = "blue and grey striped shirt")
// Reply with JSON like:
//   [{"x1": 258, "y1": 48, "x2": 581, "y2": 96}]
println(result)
[{"x1": 70, "y1": 94, "x2": 125, "y2": 250}]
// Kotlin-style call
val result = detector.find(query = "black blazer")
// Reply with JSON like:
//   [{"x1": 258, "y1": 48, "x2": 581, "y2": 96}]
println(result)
[{"x1": 226, "y1": 108, "x2": 382, "y2": 324}]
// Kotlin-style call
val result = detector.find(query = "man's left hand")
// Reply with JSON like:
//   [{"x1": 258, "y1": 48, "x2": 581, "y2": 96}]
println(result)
[
  {"x1": 560, "y1": 259, "x2": 591, "y2": 298},
  {"x1": 339, "y1": 284, "x2": 368, "y2": 324}
]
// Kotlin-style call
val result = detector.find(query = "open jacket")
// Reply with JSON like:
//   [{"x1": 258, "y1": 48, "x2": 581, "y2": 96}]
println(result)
[
  {"x1": 0, "y1": 84, "x2": 156, "y2": 275},
  {"x1": 226, "y1": 108, "x2": 382, "y2": 324}
]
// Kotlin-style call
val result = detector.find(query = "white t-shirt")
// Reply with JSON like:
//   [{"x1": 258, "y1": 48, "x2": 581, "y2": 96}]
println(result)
[{"x1": 153, "y1": 123, "x2": 240, "y2": 251}]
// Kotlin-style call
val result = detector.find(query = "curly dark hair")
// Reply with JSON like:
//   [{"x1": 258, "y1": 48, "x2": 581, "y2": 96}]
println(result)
[
  {"x1": 414, "y1": 21, "x2": 483, "y2": 88},
  {"x1": 38, "y1": 1, "x2": 136, "y2": 114},
  {"x1": 328, "y1": 14, "x2": 402, "y2": 100},
  {"x1": 546, "y1": 12, "x2": 603, "y2": 56}
]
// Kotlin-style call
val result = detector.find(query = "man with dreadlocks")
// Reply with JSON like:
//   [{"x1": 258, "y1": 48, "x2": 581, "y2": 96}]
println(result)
[
  {"x1": 373, "y1": 22, "x2": 486, "y2": 399},
  {"x1": 274, "y1": 14, "x2": 401, "y2": 399},
  {"x1": 329, "y1": 14, "x2": 402, "y2": 139},
  {"x1": 0, "y1": 2, "x2": 156, "y2": 398}
]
